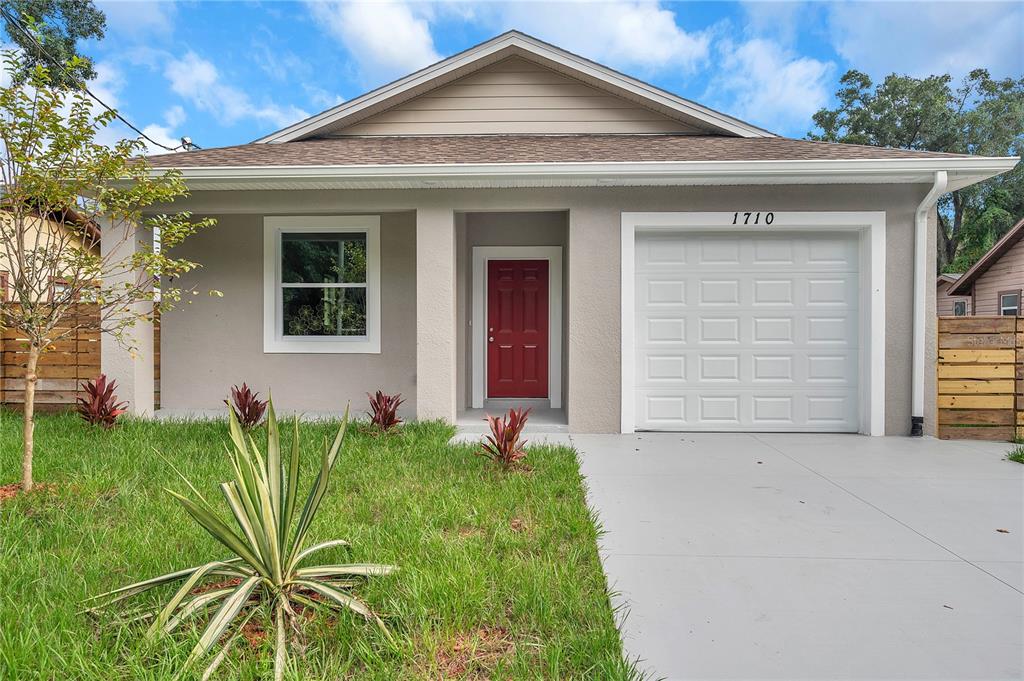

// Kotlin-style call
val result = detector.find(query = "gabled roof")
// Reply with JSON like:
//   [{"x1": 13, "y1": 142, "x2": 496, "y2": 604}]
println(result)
[
  {"x1": 255, "y1": 30, "x2": 774, "y2": 143},
  {"x1": 937, "y1": 272, "x2": 962, "y2": 285},
  {"x1": 949, "y1": 217, "x2": 1024, "y2": 295}
]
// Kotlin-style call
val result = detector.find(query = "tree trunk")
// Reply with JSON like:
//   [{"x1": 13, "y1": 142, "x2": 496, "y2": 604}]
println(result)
[{"x1": 21, "y1": 342, "x2": 39, "y2": 492}]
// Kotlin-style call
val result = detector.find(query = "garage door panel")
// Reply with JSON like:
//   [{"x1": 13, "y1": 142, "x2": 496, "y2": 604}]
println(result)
[{"x1": 635, "y1": 231, "x2": 860, "y2": 432}]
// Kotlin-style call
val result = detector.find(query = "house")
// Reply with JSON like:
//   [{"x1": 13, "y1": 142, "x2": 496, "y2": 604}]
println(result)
[
  {"x1": 111, "y1": 31, "x2": 1018, "y2": 436},
  {"x1": 937, "y1": 273, "x2": 970, "y2": 316},
  {"x1": 944, "y1": 217, "x2": 1024, "y2": 316},
  {"x1": 0, "y1": 205, "x2": 101, "y2": 302}
]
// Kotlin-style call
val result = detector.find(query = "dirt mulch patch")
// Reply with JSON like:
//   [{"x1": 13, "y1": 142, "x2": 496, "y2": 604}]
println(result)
[
  {"x1": 432, "y1": 626, "x2": 518, "y2": 680},
  {"x1": 0, "y1": 482, "x2": 59, "y2": 504}
]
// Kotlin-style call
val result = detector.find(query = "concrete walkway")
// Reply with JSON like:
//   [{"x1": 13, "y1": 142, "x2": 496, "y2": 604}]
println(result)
[{"x1": 572, "y1": 433, "x2": 1024, "y2": 680}]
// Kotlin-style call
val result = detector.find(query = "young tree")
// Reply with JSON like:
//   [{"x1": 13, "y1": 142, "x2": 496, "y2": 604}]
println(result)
[
  {"x1": 0, "y1": 51, "x2": 215, "y2": 492},
  {"x1": 809, "y1": 69, "x2": 1024, "y2": 271},
  {"x1": 1, "y1": 1, "x2": 105, "y2": 87}
]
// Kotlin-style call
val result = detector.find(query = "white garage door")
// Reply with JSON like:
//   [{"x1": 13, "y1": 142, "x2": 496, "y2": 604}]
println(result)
[{"x1": 635, "y1": 231, "x2": 860, "y2": 432}]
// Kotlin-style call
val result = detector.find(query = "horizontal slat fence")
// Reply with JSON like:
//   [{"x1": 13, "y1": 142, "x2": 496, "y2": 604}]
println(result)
[
  {"x1": 937, "y1": 316, "x2": 1023, "y2": 441},
  {"x1": 0, "y1": 304, "x2": 101, "y2": 411}
]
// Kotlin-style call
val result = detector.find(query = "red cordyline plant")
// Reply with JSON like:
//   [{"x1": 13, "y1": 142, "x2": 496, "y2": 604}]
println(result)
[
  {"x1": 225, "y1": 383, "x2": 268, "y2": 430},
  {"x1": 477, "y1": 407, "x2": 531, "y2": 470},
  {"x1": 366, "y1": 391, "x2": 404, "y2": 431},
  {"x1": 76, "y1": 374, "x2": 128, "y2": 428}
]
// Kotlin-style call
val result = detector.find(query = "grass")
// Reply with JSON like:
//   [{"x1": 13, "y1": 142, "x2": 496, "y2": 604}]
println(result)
[
  {"x1": 1007, "y1": 444, "x2": 1024, "y2": 464},
  {"x1": 0, "y1": 410, "x2": 637, "y2": 680}
]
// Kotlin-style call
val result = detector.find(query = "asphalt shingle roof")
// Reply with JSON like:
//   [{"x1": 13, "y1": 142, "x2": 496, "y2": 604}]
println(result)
[{"x1": 144, "y1": 134, "x2": 968, "y2": 168}]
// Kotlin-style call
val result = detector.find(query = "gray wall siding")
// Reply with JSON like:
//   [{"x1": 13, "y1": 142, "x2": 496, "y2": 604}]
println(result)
[
  {"x1": 336, "y1": 57, "x2": 697, "y2": 136},
  {"x1": 967, "y1": 238, "x2": 1024, "y2": 315},
  {"x1": 160, "y1": 212, "x2": 417, "y2": 416},
  {"x1": 161, "y1": 183, "x2": 929, "y2": 434},
  {"x1": 936, "y1": 280, "x2": 971, "y2": 316}
]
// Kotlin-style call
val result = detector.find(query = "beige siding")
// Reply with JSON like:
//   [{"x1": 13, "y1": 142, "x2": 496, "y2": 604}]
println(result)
[
  {"x1": 936, "y1": 280, "x2": 971, "y2": 316},
  {"x1": 969, "y1": 237, "x2": 1024, "y2": 315},
  {"x1": 335, "y1": 57, "x2": 698, "y2": 136}
]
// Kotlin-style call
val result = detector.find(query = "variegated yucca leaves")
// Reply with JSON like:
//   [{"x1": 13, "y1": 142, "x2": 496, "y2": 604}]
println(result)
[{"x1": 85, "y1": 402, "x2": 396, "y2": 680}]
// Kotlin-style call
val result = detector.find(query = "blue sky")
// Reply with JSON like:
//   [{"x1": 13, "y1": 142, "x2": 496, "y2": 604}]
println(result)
[{"x1": 54, "y1": 1, "x2": 1024, "y2": 151}]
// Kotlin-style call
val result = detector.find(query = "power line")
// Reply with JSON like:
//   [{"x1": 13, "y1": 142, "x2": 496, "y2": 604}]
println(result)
[{"x1": 0, "y1": 5, "x2": 198, "y2": 153}]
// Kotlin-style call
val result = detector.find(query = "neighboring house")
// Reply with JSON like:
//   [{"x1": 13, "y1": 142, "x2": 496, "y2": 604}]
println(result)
[
  {"x1": 116, "y1": 31, "x2": 1017, "y2": 436},
  {"x1": 937, "y1": 273, "x2": 970, "y2": 316},
  {"x1": 0, "y1": 206, "x2": 100, "y2": 302},
  {"x1": 945, "y1": 217, "x2": 1024, "y2": 316}
]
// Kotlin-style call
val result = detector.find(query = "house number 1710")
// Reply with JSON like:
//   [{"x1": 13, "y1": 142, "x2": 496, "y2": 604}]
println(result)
[{"x1": 732, "y1": 211, "x2": 774, "y2": 225}]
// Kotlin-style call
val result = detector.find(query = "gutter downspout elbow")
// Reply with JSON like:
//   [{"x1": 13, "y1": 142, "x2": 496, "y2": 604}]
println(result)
[{"x1": 912, "y1": 170, "x2": 948, "y2": 436}]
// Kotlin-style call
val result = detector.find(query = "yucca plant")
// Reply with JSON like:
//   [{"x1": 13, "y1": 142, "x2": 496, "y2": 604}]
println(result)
[
  {"x1": 225, "y1": 383, "x2": 268, "y2": 430},
  {"x1": 366, "y1": 390, "x2": 404, "y2": 431},
  {"x1": 86, "y1": 402, "x2": 396, "y2": 680},
  {"x1": 477, "y1": 407, "x2": 531, "y2": 470},
  {"x1": 76, "y1": 374, "x2": 128, "y2": 428}
]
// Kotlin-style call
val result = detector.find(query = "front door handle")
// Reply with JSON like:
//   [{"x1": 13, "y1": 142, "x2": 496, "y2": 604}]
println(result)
[{"x1": 488, "y1": 336, "x2": 494, "y2": 343}]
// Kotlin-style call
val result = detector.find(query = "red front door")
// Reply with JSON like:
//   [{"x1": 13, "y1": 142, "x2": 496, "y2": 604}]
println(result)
[{"x1": 487, "y1": 259, "x2": 549, "y2": 398}]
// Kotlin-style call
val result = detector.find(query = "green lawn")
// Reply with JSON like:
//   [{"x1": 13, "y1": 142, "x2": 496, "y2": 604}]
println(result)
[{"x1": 0, "y1": 411, "x2": 636, "y2": 680}]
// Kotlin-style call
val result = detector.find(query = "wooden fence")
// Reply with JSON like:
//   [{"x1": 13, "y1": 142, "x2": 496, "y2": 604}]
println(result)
[
  {"x1": 0, "y1": 305, "x2": 160, "y2": 411},
  {"x1": 0, "y1": 305, "x2": 101, "y2": 411},
  {"x1": 937, "y1": 316, "x2": 1024, "y2": 441}
]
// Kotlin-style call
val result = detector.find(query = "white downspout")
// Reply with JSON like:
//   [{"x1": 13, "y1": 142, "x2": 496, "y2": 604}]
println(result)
[{"x1": 912, "y1": 170, "x2": 948, "y2": 436}]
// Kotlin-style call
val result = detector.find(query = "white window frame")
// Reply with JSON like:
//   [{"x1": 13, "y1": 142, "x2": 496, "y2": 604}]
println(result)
[
  {"x1": 263, "y1": 216, "x2": 381, "y2": 354},
  {"x1": 620, "y1": 211, "x2": 886, "y2": 436},
  {"x1": 952, "y1": 300, "x2": 968, "y2": 316},
  {"x1": 999, "y1": 291, "x2": 1020, "y2": 317}
]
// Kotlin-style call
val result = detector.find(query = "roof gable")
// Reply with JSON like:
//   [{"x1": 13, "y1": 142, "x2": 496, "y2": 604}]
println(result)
[
  {"x1": 949, "y1": 217, "x2": 1024, "y2": 295},
  {"x1": 328, "y1": 56, "x2": 702, "y2": 136},
  {"x1": 256, "y1": 31, "x2": 773, "y2": 143}
]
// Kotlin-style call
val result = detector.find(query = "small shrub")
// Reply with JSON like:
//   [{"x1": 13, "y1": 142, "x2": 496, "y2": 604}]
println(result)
[
  {"x1": 225, "y1": 383, "x2": 267, "y2": 430},
  {"x1": 1007, "y1": 444, "x2": 1024, "y2": 464},
  {"x1": 477, "y1": 407, "x2": 531, "y2": 470},
  {"x1": 86, "y1": 402, "x2": 395, "y2": 681},
  {"x1": 76, "y1": 374, "x2": 127, "y2": 428},
  {"x1": 367, "y1": 390, "x2": 404, "y2": 431}
]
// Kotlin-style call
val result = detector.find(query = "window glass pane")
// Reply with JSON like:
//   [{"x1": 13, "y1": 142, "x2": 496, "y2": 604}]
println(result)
[
  {"x1": 281, "y1": 232, "x2": 366, "y2": 284},
  {"x1": 282, "y1": 286, "x2": 366, "y2": 336},
  {"x1": 953, "y1": 301, "x2": 966, "y2": 316},
  {"x1": 1002, "y1": 294, "x2": 1019, "y2": 315}
]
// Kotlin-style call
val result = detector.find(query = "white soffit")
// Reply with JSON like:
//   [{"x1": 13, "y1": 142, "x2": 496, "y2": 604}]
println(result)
[{"x1": 254, "y1": 31, "x2": 774, "y2": 143}]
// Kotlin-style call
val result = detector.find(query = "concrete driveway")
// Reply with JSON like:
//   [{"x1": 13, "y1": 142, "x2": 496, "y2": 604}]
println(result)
[{"x1": 572, "y1": 433, "x2": 1024, "y2": 680}]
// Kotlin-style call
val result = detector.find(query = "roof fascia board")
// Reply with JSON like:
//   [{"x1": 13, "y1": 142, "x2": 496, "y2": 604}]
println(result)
[{"x1": 255, "y1": 32, "x2": 772, "y2": 144}]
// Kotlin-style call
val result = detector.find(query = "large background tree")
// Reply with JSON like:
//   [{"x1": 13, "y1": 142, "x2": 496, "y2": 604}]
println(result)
[
  {"x1": 1, "y1": 0, "x2": 105, "y2": 87},
  {"x1": 0, "y1": 51, "x2": 215, "y2": 492},
  {"x1": 809, "y1": 69, "x2": 1024, "y2": 272}
]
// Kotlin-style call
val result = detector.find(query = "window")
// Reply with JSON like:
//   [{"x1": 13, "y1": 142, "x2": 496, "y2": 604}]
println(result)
[
  {"x1": 49, "y1": 278, "x2": 71, "y2": 302},
  {"x1": 263, "y1": 216, "x2": 380, "y2": 353},
  {"x1": 1000, "y1": 291, "x2": 1020, "y2": 316},
  {"x1": 953, "y1": 300, "x2": 968, "y2": 316}
]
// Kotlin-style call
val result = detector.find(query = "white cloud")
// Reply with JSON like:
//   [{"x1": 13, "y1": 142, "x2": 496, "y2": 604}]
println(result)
[
  {"x1": 490, "y1": 1, "x2": 711, "y2": 73},
  {"x1": 305, "y1": 1, "x2": 441, "y2": 83},
  {"x1": 164, "y1": 51, "x2": 309, "y2": 128},
  {"x1": 304, "y1": 84, "x2": 345, "y2": 109},
  {"x1": 95, "y1": 0, "x2": 176, "y2": 38},
  {"x1": 163, "y1": 104, "x2": 186, "y2": 129},
  {"x1": 707, "y1": 38, "x2": 834, "y2": 135},
  {"x1": 827, "y1": 1, "x2": 1023, "y2": 80}
]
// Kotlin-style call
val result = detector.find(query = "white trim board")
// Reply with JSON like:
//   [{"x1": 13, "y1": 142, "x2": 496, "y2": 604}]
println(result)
[
  {"x1": 620, "y1": 211, "x2": 885, "y2": 436},
  {"x1": 262, "y1": 216, "x2": 381, "y2": 353},
  {"x1": 472, "y1": 246, "x2": 563, "y2": 410}
]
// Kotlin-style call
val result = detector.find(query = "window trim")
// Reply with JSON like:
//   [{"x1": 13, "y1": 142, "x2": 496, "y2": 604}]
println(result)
[
  {"x1": 952, "y1": 299, "x2": 968, "y2": 316},
  {"x1": 998, "y1": 289, "x2": 1021, "y2": 317},
  {"x1": 263, "y1": 216, "x2": 381, "y2": 354}
]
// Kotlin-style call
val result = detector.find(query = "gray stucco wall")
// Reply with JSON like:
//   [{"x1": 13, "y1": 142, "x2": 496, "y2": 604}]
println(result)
[
  {"x1": 161, "y1": 211, "x2": 417, "y2": 416},
  {"x1": 160, "y1": 183, "x2": 930, "y2": 434}
]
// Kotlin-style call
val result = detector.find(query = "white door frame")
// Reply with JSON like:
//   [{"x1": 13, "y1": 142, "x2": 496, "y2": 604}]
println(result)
[
  {"x1": 621, "y1": 211, "x2": 886, "y2": 436},
  {"x1": 472, "y1": 246, "x2": 563, "y2": 409}
]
